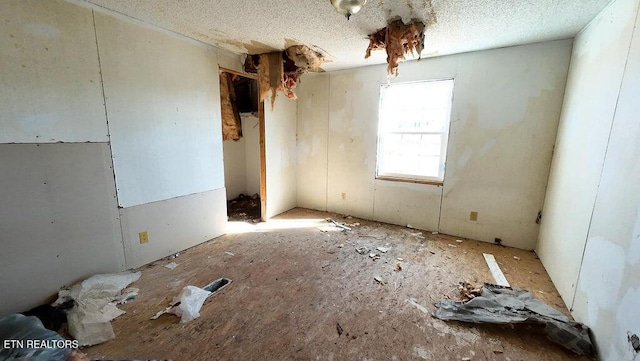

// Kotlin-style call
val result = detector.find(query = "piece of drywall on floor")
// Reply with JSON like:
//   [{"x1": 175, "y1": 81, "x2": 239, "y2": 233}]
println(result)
[
  {"x1": 119, "y1": 189, "x2": 227, "y2": 268},
  {"x1": 296, "y1": 74, "x2": 330, "y2": 211},
  {"x1": 223, "y1": 137, "x2": 248, "y2": 199},
  {"x1": 299, "y1": 40, "x2": 571, "y2": 246},
  {"x1": 0, "y1": 144, "x2": 124, "y2": 315},
  {"x1": 94, "y1": 12, "x2": 224, "y2": 208},
  {"x1": 536, "y1": 0, "x2": 639, "y2": 307},
  {"x1": 264, "y1": 94, "x2": 298, "y2": 219},
  {"x1": 243, "y1": 113, "x2": 261, "y2": 197},
  {"x1": 560, "y1": 1, "x2": 640, "y2": 359},
  {"x1": 0, "y1": 0, "x2": 107, "y2": 143},
  {"x1": 438, "y1": 40, "x2": 571, "y2": 249}
]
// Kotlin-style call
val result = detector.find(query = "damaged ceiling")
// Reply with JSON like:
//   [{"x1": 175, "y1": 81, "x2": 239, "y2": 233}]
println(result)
[{"x1": 81, "y1": 0, "x2": 613, "y2": 71}]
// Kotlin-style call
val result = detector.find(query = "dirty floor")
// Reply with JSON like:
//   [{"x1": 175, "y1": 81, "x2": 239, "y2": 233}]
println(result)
[
  {"x1": 85, "y1": 208, "x2": 589, "y2": 361},
  {"x1": 227, "y1": 194, "x2": 261, "y2": 222}
]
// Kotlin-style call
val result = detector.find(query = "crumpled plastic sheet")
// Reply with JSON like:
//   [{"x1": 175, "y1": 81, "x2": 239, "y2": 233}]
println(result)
[
  {"x1": 432, "y1": 284, "x2": 593, "y2": 356},
  {"x1": 168, "y1": 286, "x2": 212, "y2": 323},
  {"x1": 0, "y1": 314, "x2": 72, "y2": 361},
  {"x1": 54, "y1": 271, "x2": 141, "y2": 347}
]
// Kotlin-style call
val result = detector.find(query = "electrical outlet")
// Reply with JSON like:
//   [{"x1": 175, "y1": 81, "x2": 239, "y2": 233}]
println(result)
[
  {"x1": 139, "y1": 231, "x2": 149, "y2": 244},
  {"x1": 341, "y1": 192, "x2": 346, "y2": 200},
  {"x1": 470, "y1": 211, "x2": 478, "y2": 221}
]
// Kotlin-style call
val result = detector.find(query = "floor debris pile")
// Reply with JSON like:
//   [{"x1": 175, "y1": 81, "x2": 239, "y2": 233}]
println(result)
[
  {"x1": 227, "y1": 193, "x2": 261, "y2": 222},
  {"x1": 433, "y1": 283, "x2": 594, "y2": 356},
  {"x1": 53, "y1": 271, "x2": 141, "y2": 346}
]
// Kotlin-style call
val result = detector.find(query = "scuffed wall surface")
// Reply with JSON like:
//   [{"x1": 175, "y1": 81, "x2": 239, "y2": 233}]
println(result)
[
  {"x1": 537, "y1": 0, "x2": 639, "y2": 308},
  {"x1": 438, "y1": 41, "x2": 571, "y2": 249},
  {"x1": 265, "y1": 94, "x2": 298, "y2": 219},
  {"x1": 94, "y1": 12, "x2": 224, "y2": 208},
  {"x1": 539, "y1": 0, "x2": 640, "y2": 359},
  {"x1": 0, "y1": 0, "x2": 108, "y2": 143},
  {"x1": 296, "y1": 75, "x2": 330, "y2": 211},
  {"x1": 0, "y1": 144, "x2": 124, "y2": 316},
  {"x1": 296, "y1": 40, "x2": 571, "y2": 248}
]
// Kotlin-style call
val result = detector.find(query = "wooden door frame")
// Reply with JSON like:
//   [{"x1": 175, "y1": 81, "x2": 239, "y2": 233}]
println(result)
[{"x1": 219, "y1": 67, "x2": 267, "y2": 222}]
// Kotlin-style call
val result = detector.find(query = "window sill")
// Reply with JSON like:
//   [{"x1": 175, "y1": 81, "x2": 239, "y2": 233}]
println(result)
[{"x1": 376, "y1": 176, "x2": 443, "y2": 186}]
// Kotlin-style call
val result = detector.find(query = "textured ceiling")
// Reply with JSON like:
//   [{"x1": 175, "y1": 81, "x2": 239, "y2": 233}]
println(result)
[{"x1": 82, "y1": 0, "x2": 612, "y2": 71}]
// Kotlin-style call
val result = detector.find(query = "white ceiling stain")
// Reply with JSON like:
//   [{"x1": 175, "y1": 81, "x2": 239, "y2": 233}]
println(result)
[{"x1": 81, "y1": 0, "x2": 613, "y2": 71}]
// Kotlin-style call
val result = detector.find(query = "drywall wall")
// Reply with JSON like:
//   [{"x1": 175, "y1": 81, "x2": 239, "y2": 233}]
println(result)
[
  {"x1": 296, "y1": 74, "x2": 330, "y2": 211},
  {"x1": 537, "y1": 0, "x2": 640, "y2": 359},
  {"x1": 297, "y1": 40, "x2": 572, "y2": 248},
  {"x1": 0, "y1": 144, "x2": 124, "y2": 315},
  {"x1": 223, "y1": 137, "x2": 248, "y2": 199},
  {"x1": 0, "y1": 0, "x2": 107, "y2": 143},
  {"x1": 0, "y1": 0, "x2": 125, "y2": 316},
  {"x1": 537, "y1": 0, "x2": 639, "y2": 307},
  {"x1": 264, "y1": 94, "x2": 298, "y2": 219},
  {"x1": 94, "y1": 12, "x2": 224, "y2": 208},
  {"x1": 223, "y1": 113, "x2": 261, "y2": 200},
  {"x1": 119, "y1": 189, "x2": 227, "y2": 268},
  {"x1": 243, "y1": 113, "x2": 261, "y2": 197},
  {"x1": 0, "y1": 0, "x2": 235, "y2": 313},
  {"x1": 93, "y1": 11, "x2": 229, "y2": 268}
]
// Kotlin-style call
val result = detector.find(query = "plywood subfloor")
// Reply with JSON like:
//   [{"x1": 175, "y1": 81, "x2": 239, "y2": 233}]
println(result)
[{"x1": 85, "y1": 208, "x2": 588, "y2": 360}]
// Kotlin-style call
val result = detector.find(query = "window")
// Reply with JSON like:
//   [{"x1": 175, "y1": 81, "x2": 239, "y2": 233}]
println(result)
[{"x1": 376, "y1": 79, "x2": 454, "y2": 184}]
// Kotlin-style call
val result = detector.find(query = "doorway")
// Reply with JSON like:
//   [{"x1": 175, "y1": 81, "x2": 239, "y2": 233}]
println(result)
[{"x1": 219, "y1": 68, "x2": 266, "y2": 222}]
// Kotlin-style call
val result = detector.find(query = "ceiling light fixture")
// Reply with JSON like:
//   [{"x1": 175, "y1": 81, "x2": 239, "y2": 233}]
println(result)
[{"x1": 330, "y1": 0, "x2": 367, "y2": 20}]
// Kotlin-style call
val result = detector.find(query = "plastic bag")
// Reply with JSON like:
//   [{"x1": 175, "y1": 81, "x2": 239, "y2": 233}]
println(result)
[{"x1": 168, "y1": 286, "x2": 211, "y2": 323}]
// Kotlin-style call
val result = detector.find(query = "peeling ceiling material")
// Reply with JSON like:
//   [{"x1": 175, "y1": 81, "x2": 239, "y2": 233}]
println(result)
[
  {"x1": 257, "y1": 52, "x2": 285, "y2": 108},
  {"x1": 84, "y1": 0, "x2": 613, "y2": 71},
  {"x1": 220, "y1": 73, "x2": 242, "y2": 141},
  {"x1": 366, "y1": 19, "x2": 425, "y2": 76},
  {"x1": 255, "y1": 46, "x2": 324, "y2": 107}
]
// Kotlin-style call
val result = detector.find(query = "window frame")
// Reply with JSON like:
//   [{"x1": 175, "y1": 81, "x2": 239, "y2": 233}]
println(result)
[{"x1": 375, "y1": 79, "x2": 454, "y2": 185}]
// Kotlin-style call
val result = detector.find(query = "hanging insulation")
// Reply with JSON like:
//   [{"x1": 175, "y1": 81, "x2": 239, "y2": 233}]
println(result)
[
  {"x1": 219, "y1": 72, "x2": 242, "y2": 141},
  {"x1": 365, "y1": 19, "x2": 425, "y2": 76}
]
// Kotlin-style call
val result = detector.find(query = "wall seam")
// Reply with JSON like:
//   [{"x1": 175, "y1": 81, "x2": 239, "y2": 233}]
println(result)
[
  {"x1": 569, "y1": 3, "x2": 640, "y2": 310},
  {"x1": 325, "y1": 75, "x2": 331, "y2": 211},
  {"x1": 92, "y1": 10, "x2": 128, "y2": 269}
]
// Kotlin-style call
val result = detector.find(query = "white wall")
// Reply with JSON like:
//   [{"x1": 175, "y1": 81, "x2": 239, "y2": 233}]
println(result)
[
  {"x1": 223, "y1": 138, "x2": 248, "y2": 199},
  {"x1": 223, "y1": 113, "x2": 261, "y2": 200},
  {"x1": 0, "y1": 0, "x2": 107, "y2": 143},
  {"x1": 0, "y1": 144, "x2": 125, "y2": 315},
  {"x1": 297, "y1": 40, "x2": 572, "y2": 248},
  {"x1": 537, "y1": 0, "x2": 639, "y2": 308},
  {"x1": 0, "y1": 0, "x2": 233, "y2": 313},
  {"x1": 537, "y1": 0, "x2": 640, "y2": 359},
  {"x1": 265, "y1": 94, "x2": 298, "y2": 219},
  {"x1": 95, "y1": 12, "x2": 224, "y2": 208},
  {"x1": 297, "y1": 74, "x2": 330, "y2": 210},
  {"x1": 243, "y1": 114, "x2": 262, "y2": 197}
]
